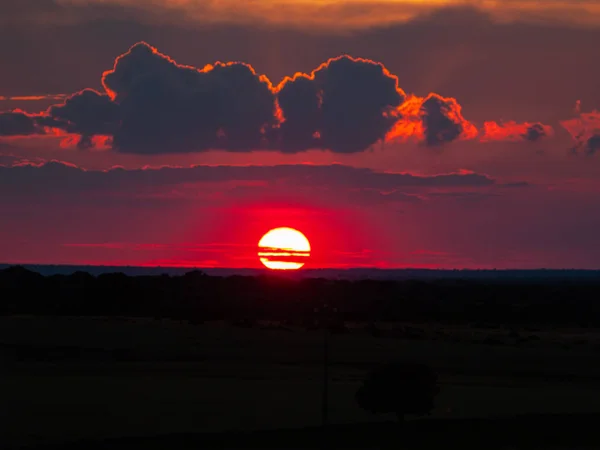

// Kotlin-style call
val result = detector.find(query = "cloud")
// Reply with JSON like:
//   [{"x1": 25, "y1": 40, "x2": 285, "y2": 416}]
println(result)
[
  {"x1": 0, "y1": 161, "x2": 497, "y2": 197},
  {"x1": 3, "y1": 1, "x2": 600, "y2": 32},
  {"x1": 274, "y1": 55, "x2": 405, "y2": 153},
  {"x1": 100, "y1": 44, "x2": 404, "y2": 153},
  {"x1": 386, "y1": 93, "x2": 477, "y2": 146},
  {"x1": 583, "y1": 134, "x2": 600, "y2": 155},
  {"x1": 46, "y1": 89, "x2": 119, "y2": 149},
  {"x1": 0, "y1": 110, "x2": 44, "y2": 136},
  {"x1": 99, "y1": 42, "x2": 277, "y2": 153},
  {"x1": 481, "y1": 121, "x2": 553, "y2": 142},
  {"x1": 3, "y1": 41, "x2": 564, "y2": 153},
  {"x1": 522, "y1": 123, "x2": 551, "y2": 142},
  {"x1": 420, "y1": 94, "x2": 477, "y2": 146},
  {"x1": 0, "y1": 42, "x2": 428, "y2": 152},
  {"x1": 0, "y1": 94, "x2": 67, "y2": 101},
  {"x1": 560, "y1": 107, "x2": 600, "y2": 154},
  {"x1": 2, "y1": 2, "x2": 599, "y2": 133}
]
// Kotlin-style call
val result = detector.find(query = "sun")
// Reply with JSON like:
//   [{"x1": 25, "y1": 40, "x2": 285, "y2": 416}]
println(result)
[{"x1": 258, "y1": 227, "x2": 311, "y2": 270}]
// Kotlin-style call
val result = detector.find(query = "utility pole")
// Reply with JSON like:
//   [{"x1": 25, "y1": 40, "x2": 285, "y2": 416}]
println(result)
[{"x1": 314, "y1": 303, "x2": 337, "y2": 429}]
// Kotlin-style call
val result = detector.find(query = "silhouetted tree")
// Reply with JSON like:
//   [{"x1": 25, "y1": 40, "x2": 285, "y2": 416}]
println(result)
[{"x1": 355, "y1": 362, "x2": 439, "y2": 423}]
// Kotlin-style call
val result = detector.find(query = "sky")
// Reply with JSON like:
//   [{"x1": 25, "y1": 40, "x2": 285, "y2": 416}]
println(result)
[{"x1": 1, "y1": 0, "x2": 600, "y2": 269}]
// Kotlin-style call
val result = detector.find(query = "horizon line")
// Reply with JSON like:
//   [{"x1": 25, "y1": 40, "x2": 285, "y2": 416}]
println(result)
[{"x1": 2, "y1": 263, "x2": 600, "y2": 272}]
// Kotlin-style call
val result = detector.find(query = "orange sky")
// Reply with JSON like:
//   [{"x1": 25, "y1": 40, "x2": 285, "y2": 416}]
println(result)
[{"x1": 37, "y1": 0, "x2": 600, "y2": 30}]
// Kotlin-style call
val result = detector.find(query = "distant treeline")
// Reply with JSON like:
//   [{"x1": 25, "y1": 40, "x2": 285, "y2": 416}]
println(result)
[{"x1": 1, "y1": 266, "x2": 600, "y2": 327}]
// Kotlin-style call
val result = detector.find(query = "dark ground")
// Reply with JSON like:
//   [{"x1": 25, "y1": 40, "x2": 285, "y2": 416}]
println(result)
[
  {"x1": 27, "y1": 414, "x2": 600, "y2": 450},
  {"x1": 3, "y1": 268, "x2": 600, "y2": 449},
  {"x1": 4, "y1": 317, "x2": 600, "y2": 449}
]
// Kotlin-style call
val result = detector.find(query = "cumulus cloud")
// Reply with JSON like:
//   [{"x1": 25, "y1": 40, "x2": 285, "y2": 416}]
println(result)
[
  {"x1": 386, "y1": 93, "x2": 477, "y2": 146},
  {"x1": 522, "y1": 123, "x2": 550, "y2": 142},
  {"x1": 1, "y1": 42, "x2": 425, "y2": 152},
  {"x1": 481, "y1": 121, "x2": 553, "y2": 143},
  {"x1": 275, "y1": 55, "x2": 405, "y2": 153},
  {"x1": 99, "y1": 45, "x2": 404, "y2": 153},
  {"x1": 0, "y1": 110, "x2": 43, "y2": 136},
  {"x1": 101, "y1": 42, "x2": 276, "y2": 153},
  {"x1": 46, "y1": 89, "x2": 119, "y2": 149},
  {"x1": 3, "y1": 41, "x2": 559, "y2": 153},
  {"x1": 274, "y1": 75, "x2": 321, "y2": 152},
  {"x1": 420, "y1": 94, "x2": 477, "y2": 146}
]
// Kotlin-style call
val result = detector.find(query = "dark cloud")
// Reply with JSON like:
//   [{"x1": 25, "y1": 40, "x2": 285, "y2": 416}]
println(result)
[
  {"x1": 420, "y1": 94, "x2": 476, "y2": 146},
  {"x1": 316, "y1": 56, "x2": 404, "y2": 152},
  {"x1": 46, "y1": 89, "x2": 119, "y2": 148},
  {"x1": 99, "y1": 45, "x2": 404, "y2": 153},
  {"x1": 274, "y1": 75, "x2": 321, "y2": 152},
  {"x1": 100, "y1": 42, "x2": 276, "y2": 153},
  {"x1": 2, "y1": 42, "x2": 440, "y2": 153},
  {"x1": 0, "y1": 161, "x2": 497, "y2": 197},
  {"x1": 585, "y1": 134, "x2": 600, "y2": 155},
  {"x1": 0, "y1": 111, "x2": 42, "y2": 136},
  {"x1": 275, "y1": 56, "x2": 405, "y2": 153},
  {"x1": 522, "y1": 123, "x2": 549, "y2": 142},
  {"x1": 3, "y1": 40, "x2": 567, "y2": 153}
]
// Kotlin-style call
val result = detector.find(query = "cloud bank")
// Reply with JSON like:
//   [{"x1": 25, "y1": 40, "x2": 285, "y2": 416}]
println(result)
[
  {"x1": 0, "y1": 42, "x2": 554, "y2": 154},
  {"x1": 0, "y1": 161, "x2": 497, "y2": 196}
]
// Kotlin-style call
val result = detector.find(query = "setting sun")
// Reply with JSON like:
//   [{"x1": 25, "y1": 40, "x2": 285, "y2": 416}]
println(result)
[{"x1": 258, "y1": 227, "x2": 311, "y2": 270}]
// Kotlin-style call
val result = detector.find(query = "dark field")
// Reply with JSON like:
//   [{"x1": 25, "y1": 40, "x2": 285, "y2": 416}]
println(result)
[
  {"x1": 2, "y1": 267, "x2": 600, "y2": 449},
  {"x1": 4, "y1": 316, "x2": 600, "y2": 449}
]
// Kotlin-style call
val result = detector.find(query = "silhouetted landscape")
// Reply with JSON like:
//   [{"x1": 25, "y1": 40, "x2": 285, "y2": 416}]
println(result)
[
  {"x1": 3, "y1": 265, "x2": 600, "y2": 449},
  {"x1": 3, "y1": 265, "x2": 600, "y2": 327}
]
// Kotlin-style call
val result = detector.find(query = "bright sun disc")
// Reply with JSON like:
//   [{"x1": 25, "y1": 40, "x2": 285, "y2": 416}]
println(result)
[{"x1": 258, "y1": 227, "x2": 311, "y2": 270}]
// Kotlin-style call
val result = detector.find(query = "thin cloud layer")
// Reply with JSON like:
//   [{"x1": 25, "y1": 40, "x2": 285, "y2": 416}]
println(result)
[
  {"x1": 0, "y1": 161, "x2": 497, "y2": 195},
  {"x1": 1, "y1": 42, "x2": 555, "y2": 153}
]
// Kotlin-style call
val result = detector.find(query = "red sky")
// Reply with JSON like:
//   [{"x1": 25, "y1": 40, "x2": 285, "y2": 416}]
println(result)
[{"x1": 1, "y1": 1, "x2": 600, "y2": 269}]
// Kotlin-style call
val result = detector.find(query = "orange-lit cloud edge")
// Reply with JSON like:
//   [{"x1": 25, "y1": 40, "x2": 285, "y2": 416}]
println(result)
[{"x1": 3, "y1": 41, "x2": 597, "y2": 151}]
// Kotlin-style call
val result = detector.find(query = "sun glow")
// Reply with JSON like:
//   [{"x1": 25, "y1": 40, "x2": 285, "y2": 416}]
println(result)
[{"x1": 258, "y1": 227, "x2": 311, "y2": 270}]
